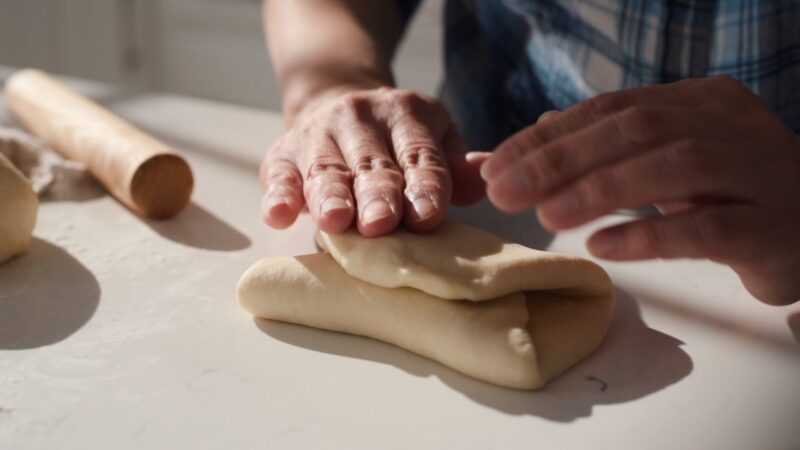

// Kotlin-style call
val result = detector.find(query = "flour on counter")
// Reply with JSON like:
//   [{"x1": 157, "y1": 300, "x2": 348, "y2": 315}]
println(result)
[{"x1": 0, "y1": 126, "x2": 97, "y2": 200}]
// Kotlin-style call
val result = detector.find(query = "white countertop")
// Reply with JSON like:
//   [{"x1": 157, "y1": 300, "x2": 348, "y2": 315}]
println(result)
[{"x1": 1, "y1": 74, "x2": 798, "y2": 450}]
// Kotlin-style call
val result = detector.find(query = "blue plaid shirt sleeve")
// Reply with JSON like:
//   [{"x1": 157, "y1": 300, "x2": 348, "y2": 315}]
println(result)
[
  {"x1": 439, "y1": 0, "x2": 800, "y2": 150},
  {"x1": 395, "y1": 0, "x2": 422, "y2": 27}
]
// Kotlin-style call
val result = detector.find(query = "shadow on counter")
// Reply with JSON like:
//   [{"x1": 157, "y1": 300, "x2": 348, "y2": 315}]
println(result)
[
  {"x1": 254, "y1": 287, "x2": 692, "y2": 422},
  {"x1": 0, "y1": 238, "x2": 100, "y2": 349},
  {"x1": 146, "y1": 202, "x2": 252, "y2": 252},
  {"x1": 788, "y1": 312, "x2": 800, "y2": 346},
  {"x1": 447, "y1": 198, "x2": 555, "y2": 250}
]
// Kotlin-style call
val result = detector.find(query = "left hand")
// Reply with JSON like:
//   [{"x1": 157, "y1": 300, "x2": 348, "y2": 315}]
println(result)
[{"x1": 480, "y1": 76, "x2": 800, "y2": 305}]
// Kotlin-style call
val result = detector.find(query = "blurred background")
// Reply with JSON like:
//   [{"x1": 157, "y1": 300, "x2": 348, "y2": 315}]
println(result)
[{"x1": 0, "y1": 0, "x2": 444, "y2": 110}]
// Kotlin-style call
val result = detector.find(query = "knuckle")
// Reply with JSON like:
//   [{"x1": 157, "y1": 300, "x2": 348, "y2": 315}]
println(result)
[
  {"x1": 405, "y1": 165, "x2": 451, "y2": 197},
  {"x1": 262, "y1": 157, "x2": 303, "y2": 197},
  {"x1": 615, "y1": 106, "x2": 662, "y2": 144},
  {"x1": 709, "y1": 75, "x2": 741, "y2": 90},
  {"x1": 706, "y1": 76, "x2": 754, "y2": 103},
  {"x1": 581, "y1": 170, "x2": 622, "y2": 209},
  {"x1": 305, "y1": 157, "x2": 352, "y2": 182},
  {"x1": 584, "y1": 91, "x2": 634, "y2": 117},
  {"x1": 391, "y1": 89, "x2": 419, "y2": 109},
  {"x1": 634, "y1": 221, "x2": 668, "y2": 251},
  {"x1": 666, "y1": 139, "x2": 712, "y2": 176},
  {"x1": 265, "y1": 138, "x2": 286, "y2": 157},
  {"x1": 269, "y1": 169, "x2": 301, "y2": 187},
  {"x1": 389, "y1": 89, "x2": 437, "y2": 117},
  {"x1": 353, "y1": 154, "x2": 401, "y2": 178},
  {"x1": 332, "y1": 94, "x2": 369, "y2": 119},
  {"x1": 344, "y1": 137, "x2": 386, "y2": 157},
  {"x1": 530, "y1": 145, "x2": 569, "y2": 185},
  {"x1": 397, "y1": 145, "x2": 444, "y2": 169},
  {"x1": 374, "y1": 86, "x2": 395, "y2": 96},
  {"x1": 392, "y1": 89, "x2": 419, "y2": 103},
  {"x1": 498, "y1": 136, "x2": 533, "y2": 163},
  {"x1": 693, "y1": 211, "x2": 732, "y2": 256},
  {"x1": 525, "y1": 122, "x2": 560, "y2": 146},
  {"x1": 263, "y1": 152, "x2": 298, "y2": 180}
]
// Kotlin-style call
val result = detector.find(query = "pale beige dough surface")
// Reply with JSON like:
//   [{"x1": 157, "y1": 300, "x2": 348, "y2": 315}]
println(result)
[
  {"x1": 238, "y1": 222, "x2": 615, "y2": 390},
  {"x1": 0, "y1": 152, "x2": 38, "y2": 264}
]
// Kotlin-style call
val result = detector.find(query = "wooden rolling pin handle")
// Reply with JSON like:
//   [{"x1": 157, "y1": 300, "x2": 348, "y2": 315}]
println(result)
[{"x1": 4, "y1": 69, "x2": 193, "y2": 220}]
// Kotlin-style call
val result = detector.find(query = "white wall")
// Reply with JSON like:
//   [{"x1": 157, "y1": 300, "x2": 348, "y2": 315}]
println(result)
[
  {"x1": 154, "y1": 0, "x2": 279, "y2": 108},
  {"x1": 154, "y1": 0, "x2": 444, "y2": 109},
  {"x1": 394, "y1": 0, "x2": 444, "y2": 97},
  {"x1": 0, "y1": 0, "x2": 444, "y2": 110},
  {"x1": 0, "y1": 0, "x2": 154, "y2": 87}
]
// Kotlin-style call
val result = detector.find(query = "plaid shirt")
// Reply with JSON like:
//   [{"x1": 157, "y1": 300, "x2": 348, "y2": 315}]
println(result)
[{"x1": 400, "y1": 0, "x2": 800, "y2": 149}]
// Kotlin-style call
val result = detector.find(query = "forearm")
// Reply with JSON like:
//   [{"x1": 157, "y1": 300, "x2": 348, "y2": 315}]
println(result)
[{"x1": 264, "y1": 0, "x2": 406, "y2": 123}]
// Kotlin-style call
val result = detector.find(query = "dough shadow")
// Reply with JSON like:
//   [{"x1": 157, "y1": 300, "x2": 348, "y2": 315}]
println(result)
[
  {"x1": 635, "y1": 288, "x2": 800, "y2": 357},
  {"x1": 145, "y1": 202, "x2": 251, "y2": 252},
  {"x1": 788, "y1": 312, "x2": 800, "y2": 346},
  {"x1": 0, "y1": 238, "x2": 101, "y2": 349},
  {"x1": 447, "y1": 198, "x2": 554, "y2": 250},
  {"x1": 254, "y1": 287, "x2": 692, "y2": 422}
]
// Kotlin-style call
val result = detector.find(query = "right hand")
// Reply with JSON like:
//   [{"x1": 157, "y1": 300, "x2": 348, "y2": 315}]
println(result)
[{"x1": 260, "y1": 87, "x2": 487, "y2": 236}]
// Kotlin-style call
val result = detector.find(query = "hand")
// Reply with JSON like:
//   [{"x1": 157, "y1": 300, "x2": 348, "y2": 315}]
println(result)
[
  {"x1": 260, "y1": 87, "x2": 487, "y2": 237},
  {"x1": 481, "y1": 76, "x2": 800, "y2": 305}
]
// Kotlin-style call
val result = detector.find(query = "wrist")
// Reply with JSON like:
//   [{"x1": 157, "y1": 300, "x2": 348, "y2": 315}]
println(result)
[{"x1": 281, "y1": 69, "x2": 394, "y2": 125}]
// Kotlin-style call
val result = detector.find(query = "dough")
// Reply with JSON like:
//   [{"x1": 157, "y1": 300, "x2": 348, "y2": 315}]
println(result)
[
  {"x1": 0, "y1": 152, "x2": 38, "y2": 264},
  {"x1": 238, "y1": 222, "x2": 614, "y2": 390}
]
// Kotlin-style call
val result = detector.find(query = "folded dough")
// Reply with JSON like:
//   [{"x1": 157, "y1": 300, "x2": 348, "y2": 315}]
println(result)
[
  {"x1": 0, "y1": 153, "x2": 38, "y2": 264},
  {"x1": 238, "y1": 222, "x2": 614, "y2": 390}
]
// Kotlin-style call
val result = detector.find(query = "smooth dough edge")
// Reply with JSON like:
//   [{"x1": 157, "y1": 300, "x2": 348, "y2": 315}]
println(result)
[{"x1": 237, "y1": 253, "x2": 550, "y2": 389}]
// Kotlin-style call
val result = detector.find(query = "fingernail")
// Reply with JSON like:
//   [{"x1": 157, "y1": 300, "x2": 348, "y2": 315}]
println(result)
[
  {"x1": 263, "y1": 195, "x2": 289, "y2": 212},
  {"x1": 361, "y1": 200, "x2": 393, "y2": 225},
  {"x1": 320, "y1": 197, "x2": 351, "y2": 215},
  {"x1": 465, "y1": 151, "x2": 491, "y2": 163},
  {"x1": 411, "y1": 197, "x2": 436, "y2": 222}
]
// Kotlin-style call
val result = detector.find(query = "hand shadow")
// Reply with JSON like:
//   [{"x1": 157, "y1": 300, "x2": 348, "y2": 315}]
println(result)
[
  {"x1": 0, "y1": 238, "x2": 100, "y2": 349},
  {"x1": 788, "y1": 312, "x2": 800, "y2": 347},
  {"x1": 254, "y1": 287, "x2": 692, "y2": 422},
  {"x1": 145, "y1": 202, "x2": 251, "y2": 252},
  {"x1": 447, "y1": 198, "x2": 554, "y2": 250}
]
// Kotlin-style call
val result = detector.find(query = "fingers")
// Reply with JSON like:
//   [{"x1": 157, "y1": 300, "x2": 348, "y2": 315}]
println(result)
[
  {"x1": 586, "y1": 204, "x2": 760, "y2": 262},
  {"x1": 333, "y1": 108, "x2": 405, "y2": 237},
  {"x1": 260, "y1": 148, "x2": 305, "y2": 229},
  {"x1": 483, "y1": 87, "x2": 683, "y2": 177},
  {"x1": 484, "y1": 107, "x2": 739, "y2": 212},
  {"x1": 391, "y1": 117, "x2": 454, "y2": 231},
  {"x1": 296, "y1": 141, "x2": 356, "y2": 234},
  {"x1": 536, "y1": 140, "x2": 756, "y2": 230},
  {"x1": 262, "y1": 88, "x2": 464, "y2": 236},
  {"x1": 483, "y1": 77, "x2": 746, "y2": 182}
]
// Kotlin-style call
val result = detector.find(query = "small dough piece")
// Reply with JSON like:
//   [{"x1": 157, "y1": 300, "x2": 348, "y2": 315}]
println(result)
[
  {"x1": 238, "y1": 222, "x2": 614, "y2": 390},
  {"x1": 0, "y1": 153, "x2": 38, "y2": 264}
]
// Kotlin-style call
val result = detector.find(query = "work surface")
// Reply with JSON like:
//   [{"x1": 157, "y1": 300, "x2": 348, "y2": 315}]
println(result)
[{"x1": 1, "y1": 73, "x2": 799, "y2": 450}]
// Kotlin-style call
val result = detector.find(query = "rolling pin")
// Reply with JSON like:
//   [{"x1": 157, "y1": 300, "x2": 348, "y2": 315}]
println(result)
[{"x1": 4, "y1": 69, "x2": 193, "y2": 219}]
